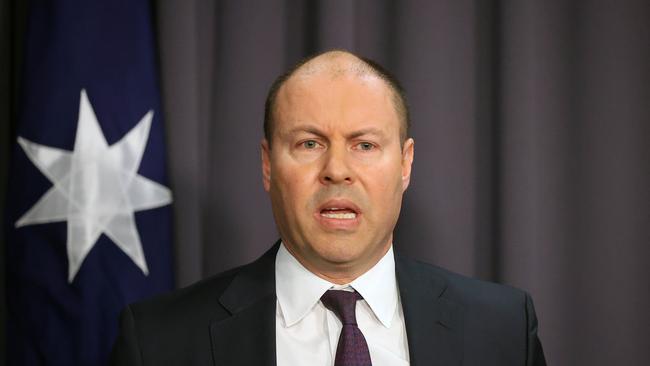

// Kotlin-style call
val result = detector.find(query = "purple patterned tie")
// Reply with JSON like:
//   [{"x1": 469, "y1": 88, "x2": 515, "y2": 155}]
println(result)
[{"x1": 321, "y1": 290, "x2": 372, "y2": 366}]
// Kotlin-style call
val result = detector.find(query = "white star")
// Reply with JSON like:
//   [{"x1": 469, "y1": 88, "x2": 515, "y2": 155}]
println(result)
[{"x1": 15, "y1": 89, "x2": 173, "y2": 283}]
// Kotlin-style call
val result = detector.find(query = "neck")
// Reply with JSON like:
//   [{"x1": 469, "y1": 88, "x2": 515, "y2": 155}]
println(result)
[
  {"x1": 311, "y1": 270, "x2": 361, "y2": 286},
  {"x1": 282, "y1": 240, "x2": 392, "y2": 285}
]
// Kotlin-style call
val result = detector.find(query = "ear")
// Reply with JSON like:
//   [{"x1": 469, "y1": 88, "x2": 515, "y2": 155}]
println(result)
[
  {"x1": 401, "y1": 138, "x2": 414, "y2": 192},
  {"x1": 261, "y1": 139, "x2": 272, "y2": 192}
]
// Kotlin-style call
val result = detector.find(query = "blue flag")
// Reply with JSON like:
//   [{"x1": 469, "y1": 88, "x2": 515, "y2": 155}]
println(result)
[{"x1": 5, "y1": 1, "x2": 174, "y2": 365}]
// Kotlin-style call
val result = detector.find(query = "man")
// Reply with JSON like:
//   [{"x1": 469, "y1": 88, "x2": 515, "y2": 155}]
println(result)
[{"x1": 111, "y1": 50, "x2": 546, "y2": 365}]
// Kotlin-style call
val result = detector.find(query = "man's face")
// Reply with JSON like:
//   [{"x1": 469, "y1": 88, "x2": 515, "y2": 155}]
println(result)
[{"x1": 262, "y1": 71, "x2": 414, "y2": 280}]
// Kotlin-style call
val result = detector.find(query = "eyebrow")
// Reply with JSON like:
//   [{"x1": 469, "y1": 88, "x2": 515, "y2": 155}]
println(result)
[
  {"x1": 346, "y1": 127, "x2": 385, "y2": 139},
  {"x1": 286, "y1": 125, "x2": 326, "y2": 138},
  {"x1": 285, "y1": 125, "x2": 386, "y2": 140}
]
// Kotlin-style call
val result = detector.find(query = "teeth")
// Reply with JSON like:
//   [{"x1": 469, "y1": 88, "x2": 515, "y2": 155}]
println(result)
[{"x1": 321, "y1": 212, "x2": 357, "y2": 219}]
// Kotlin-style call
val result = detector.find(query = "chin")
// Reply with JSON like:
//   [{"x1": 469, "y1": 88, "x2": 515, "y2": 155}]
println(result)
[{"x1": 310, "y1": 236, "x2": 367, "y2": 264}]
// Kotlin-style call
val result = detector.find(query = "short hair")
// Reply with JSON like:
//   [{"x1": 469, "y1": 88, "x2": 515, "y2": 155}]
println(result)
[{"x1": 263, "y1": 50, "x2": 410, "y2": 147}]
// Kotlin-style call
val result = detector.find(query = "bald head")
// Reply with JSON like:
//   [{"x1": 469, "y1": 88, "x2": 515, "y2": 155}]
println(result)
[
  {"x1": 289, "y1": 50, "x2": 378, "y2": 78},
  {"x1": 264, "y1": 50, "x2": 409, "y2": 147}
]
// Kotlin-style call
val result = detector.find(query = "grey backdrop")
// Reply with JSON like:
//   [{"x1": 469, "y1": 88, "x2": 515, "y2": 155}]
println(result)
[
  {"x1": 155, "y1": 1, "x2": 649, "y2": 365},
  {"x1": 2, "y1": 1, "x2": 649, "y2": 366}
]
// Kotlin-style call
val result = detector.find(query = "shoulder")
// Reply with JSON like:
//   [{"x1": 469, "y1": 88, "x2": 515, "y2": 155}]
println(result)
[
  {"x1": 395, "y1": 255, "x2": 542, "y2": 364},
  {"x1": 439, "y1": 263, "x2": 527, "y2": 305},
  {"x1": 124, "y1": 264, "x2": 245, "y2": 342},
  {"x1": 111, "y1": 246, "x2": 279, "y2": 365},
  {"x1": 110, "y1": 265, "x2": 246, "y2": 365},
  {"x1": 128, "y1": 243, "x2": 279, "y2": 323},
  {"x1": 396, "y1": 254, "x2": 531, "y2": 320}
]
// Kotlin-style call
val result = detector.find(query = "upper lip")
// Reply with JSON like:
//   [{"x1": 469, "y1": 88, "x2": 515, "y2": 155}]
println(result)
[{"x1": 317, "y1": 199, "x2": 361, "y2": 214}]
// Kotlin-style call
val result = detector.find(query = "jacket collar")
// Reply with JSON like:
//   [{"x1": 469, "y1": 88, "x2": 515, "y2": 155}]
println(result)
[
  {"x1": 208, "y1": 243, "x2": 463, "y2": 366},
  {"x1": 209, "y1": 242, "x2": 279, "y2": 366},
  {"x1": 395, "y1": 252, "x2": 463, "y2": 366}
]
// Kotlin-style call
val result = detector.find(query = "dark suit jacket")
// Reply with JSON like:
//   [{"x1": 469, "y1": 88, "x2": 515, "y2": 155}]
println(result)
[{"x1": 110, "y1": 243, "x2": 546, "y2": 366}]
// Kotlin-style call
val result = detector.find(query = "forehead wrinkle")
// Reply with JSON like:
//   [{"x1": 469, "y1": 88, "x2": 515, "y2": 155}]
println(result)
[
  {"x1": 265, "y1": 50, "x2": 409, "y2": 151},
  {"x1": 285, "y1": 124, "x2": 384, "y2": 136},
  {"x1": 272, "y1": 51, "x2": 403, "y2": 146},
  {"x1": 277, "y1": 84, "x2": 398, "y2": 141},
  {"x1": 277, "y1": 52, "x2": 392, "y2": 116},
  {"x1": 290, "y1": 54, "x2": 401, "y2": 128},
  {"x1": 281, "y1": 65, "x2": 393, "y2": 118}
]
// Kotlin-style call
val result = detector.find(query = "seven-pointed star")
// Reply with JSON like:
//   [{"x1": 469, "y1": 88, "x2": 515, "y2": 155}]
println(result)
[{"x1": 15, "y1": 89, "x2": 173, "y2": 283}]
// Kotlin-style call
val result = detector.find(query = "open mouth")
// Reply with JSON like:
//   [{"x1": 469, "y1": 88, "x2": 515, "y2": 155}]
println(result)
[
  {"x1": 320, "y1": 207, "x2": 357, "y2": 219},
  {"x1": 316, "y1": 199, "x2": 361, "y2": 228}
]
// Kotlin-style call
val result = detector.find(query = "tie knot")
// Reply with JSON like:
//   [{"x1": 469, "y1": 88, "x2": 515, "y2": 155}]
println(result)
[{"x1": 321, "y1": 289, "x2": 363, "y2": 325}]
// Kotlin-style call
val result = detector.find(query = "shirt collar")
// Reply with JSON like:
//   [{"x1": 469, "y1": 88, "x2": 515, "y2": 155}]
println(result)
[{"x1": 275, "y1": 242, "x2": 398, "y2": 328}]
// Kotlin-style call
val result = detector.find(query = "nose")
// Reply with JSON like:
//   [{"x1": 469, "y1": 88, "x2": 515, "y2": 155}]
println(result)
[{"x1": 319, "y1": 145, "x2": 354, "y2": 185}]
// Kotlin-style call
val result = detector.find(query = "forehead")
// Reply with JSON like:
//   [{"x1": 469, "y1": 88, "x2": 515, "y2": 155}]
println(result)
[{"x1": 274, "y1": 72, "x2": 399, "y2": 134}]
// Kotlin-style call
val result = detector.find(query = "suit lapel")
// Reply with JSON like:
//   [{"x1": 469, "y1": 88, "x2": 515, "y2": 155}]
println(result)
[
  {"x1": 396, "y1": 255, "x2": 463, "y2": 366},
  {"x1": 209, "y1": 244, "x2": 279, "y2": 366},
  {"x1": 207, "y1": 245, "x2": 463, "y2": 365}
]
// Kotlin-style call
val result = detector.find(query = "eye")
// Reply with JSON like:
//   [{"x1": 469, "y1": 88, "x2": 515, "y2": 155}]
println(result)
[
  {"x1": 356, "y1": 142, "x2": 375, "y2": 151},
  {"x1": 301, "y1": 140, "x2": 320, "y2": 149}
]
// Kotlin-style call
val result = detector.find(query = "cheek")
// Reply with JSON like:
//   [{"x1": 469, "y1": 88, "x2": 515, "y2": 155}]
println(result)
[
  {"x1": 361, "y1": 160, "x2": 404, "y2": 210},
  {"x1": 273, "y1": 163, "x2": 318, "y2": 209}
]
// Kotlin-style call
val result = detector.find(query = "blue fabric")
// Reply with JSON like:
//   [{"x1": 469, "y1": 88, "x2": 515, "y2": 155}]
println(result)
[{"x1": 4, "y1": 0, "x2": 174, "y2": 365}]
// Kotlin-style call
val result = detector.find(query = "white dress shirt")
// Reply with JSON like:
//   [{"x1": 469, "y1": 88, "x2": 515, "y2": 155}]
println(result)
[{"x1": 275, "y1": 242, "x2": 410, "y2": 366}]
